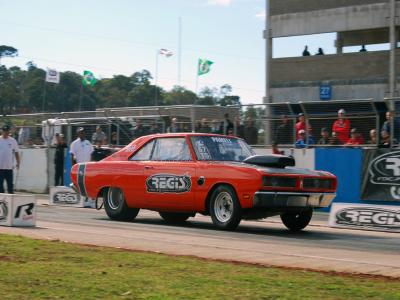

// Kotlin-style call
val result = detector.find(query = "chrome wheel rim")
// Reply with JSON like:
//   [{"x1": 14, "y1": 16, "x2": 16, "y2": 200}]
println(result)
[
  {"x1": 107, "y1": 188, "x2": 123, "y2": 210},
  {"x1": 214, "y1": 191, "x2": 233, "y2": 223}
]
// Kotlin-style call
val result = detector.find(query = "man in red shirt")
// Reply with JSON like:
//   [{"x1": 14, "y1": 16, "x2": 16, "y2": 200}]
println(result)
[
  {"x1": 332, "y1": 109, "x2": 351, "y2": 144},
  {"x1": 295, "y1": 113, "x2": 306, "y2": 139},
  {"x1": 345, "y1": 128, "x2": 365, "y2": 146}
]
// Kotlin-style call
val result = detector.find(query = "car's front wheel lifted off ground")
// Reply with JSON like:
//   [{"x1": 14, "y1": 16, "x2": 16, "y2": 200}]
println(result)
[
  {"x1": 210, "y1": 185, "x2": 242, "y2": 230},
  {"x1": 280, "y1": 209, "x2": 313, "y2": 232},
  {"x1": 104, "y1": 187, "x2": 139, "y2": 221}
]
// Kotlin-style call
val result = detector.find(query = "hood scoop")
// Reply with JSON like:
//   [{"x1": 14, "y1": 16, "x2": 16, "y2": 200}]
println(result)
[{"x1": 243, "y1": 155, "x2": 295, "y2": 168}]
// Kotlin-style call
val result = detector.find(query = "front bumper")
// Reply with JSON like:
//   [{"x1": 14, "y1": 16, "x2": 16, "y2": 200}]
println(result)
[{"x1": 253, "y1": 191, "x2": 336, "y2": 208}]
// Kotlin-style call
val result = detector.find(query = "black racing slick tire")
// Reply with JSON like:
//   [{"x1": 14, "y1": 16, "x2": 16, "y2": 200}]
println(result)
[
  {"x1": 209, "y1": 185, "x2": 242, "y2": 230},
  {"x1": 280, "y1": 209, "x2": 313, "y2": 232},
  {"x1": 159, "y1": 212, "x2": 192, "y2": 223},
  {"x1": 104, "y1": 187, "x2": 139, "y2": 221}
]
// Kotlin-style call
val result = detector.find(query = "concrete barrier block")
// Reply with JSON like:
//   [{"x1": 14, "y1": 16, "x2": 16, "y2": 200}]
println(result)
[
  {"x1": 0, "y1": 194, "x2": 36, "y2": 227},
  {"x1": 49, "y1": 186, "x2": 95, "y2": 208}
]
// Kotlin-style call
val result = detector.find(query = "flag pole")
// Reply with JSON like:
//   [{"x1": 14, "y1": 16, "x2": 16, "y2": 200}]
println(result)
[
  {"x1": 79, "y1": 81, "x2": 83, "y2": 111},
  {"x1": 195, "y1": 74, "x2": 199, "y2": 96},
  {"x1": 178, "y1": 17, "x2": 182, "y2": 86},
  {"x1": 155, "y1": 49, "x2": 159, "y2": 106},
  {"x1": 41, "y1": 80, "x2": 47, "y2": 113}
]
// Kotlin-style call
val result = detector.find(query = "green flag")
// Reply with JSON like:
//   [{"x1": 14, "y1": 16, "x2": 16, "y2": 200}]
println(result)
[
  {"x1": 82, "y1": 70, "x2": 96, "y2": 86},
  {"x1": 198, "y1": 59, "x2": 213, "y2": 76}
]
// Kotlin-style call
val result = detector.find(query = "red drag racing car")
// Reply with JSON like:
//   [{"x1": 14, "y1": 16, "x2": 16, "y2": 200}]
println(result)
[{"x1": 71, "y1": 133, "x2": 337, "y2": 231}]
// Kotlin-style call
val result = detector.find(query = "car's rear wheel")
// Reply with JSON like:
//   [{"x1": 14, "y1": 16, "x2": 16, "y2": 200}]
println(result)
[
  {"x1": 280, "y1": 209, "x2": 313, "y2": 232},
  {"x1": 104, "y1": 187, "x2": 139, "y2": 221},
  {"x1": 159, "y1": 212, "x2": 192, "y2": 223},
  {"x1": 210, "y1": 185, "x2": 242, "y2": 230}
]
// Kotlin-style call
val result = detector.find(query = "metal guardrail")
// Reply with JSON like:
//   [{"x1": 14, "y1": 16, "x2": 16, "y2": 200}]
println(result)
[{"x1": 1, "y1": 100, "x2": 398, "y2": 149}]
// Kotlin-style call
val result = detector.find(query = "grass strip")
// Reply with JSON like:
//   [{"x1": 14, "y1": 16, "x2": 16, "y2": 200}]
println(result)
[{"x1": 0, "y1": 234, "x2": 399, "y2": 300}]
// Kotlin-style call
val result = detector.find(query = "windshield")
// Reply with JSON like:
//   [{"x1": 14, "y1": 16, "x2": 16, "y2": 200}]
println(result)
[{"x1": 191, "y1": 136, "x2": 255, "y2": 162}]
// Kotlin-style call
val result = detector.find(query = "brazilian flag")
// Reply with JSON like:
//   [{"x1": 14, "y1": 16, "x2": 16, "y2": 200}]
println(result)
[{"x1": 82, "y1": 70, "x2": 96, "y2": 86}]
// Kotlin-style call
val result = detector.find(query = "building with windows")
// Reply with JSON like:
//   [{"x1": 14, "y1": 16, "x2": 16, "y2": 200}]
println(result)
[{"x1": 265, "y1": 0, "x2": 399, "y2": 103}]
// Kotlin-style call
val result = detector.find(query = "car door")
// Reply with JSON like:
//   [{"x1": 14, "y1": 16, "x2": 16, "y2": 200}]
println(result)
[
  {"x1": 124, "y1": 139, "x2": 156, "y2": 208},
  {"x1": 143, "y1": 137, "x2": 196, "y2": 211}
]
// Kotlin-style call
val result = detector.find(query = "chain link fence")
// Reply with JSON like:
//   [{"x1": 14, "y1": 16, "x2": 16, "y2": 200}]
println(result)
[{"x1": 1, "y1": 100, "x2": 398, "y2": 149}]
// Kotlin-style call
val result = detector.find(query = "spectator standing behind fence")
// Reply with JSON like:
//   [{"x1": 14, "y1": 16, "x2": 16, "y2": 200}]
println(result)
[
  {"x1": 0, "y1": 125, "x2": 20, "y2": 194},
  {"x1": 329, "y1": 132, "x2": 342, "y2": 145},
  {"x1": 332, "y1": 109, "x2": 351, "y2": 144},
  {"x1": 110, "y1": 132, "x2": 118, "y2": 147},
  {"x1": 220, "y1": 113, "x2": 234, "y2": 135},
  {"x1": 196, "y1": 118, "x2": 211, "y2": 133},
  {"x1": 234, "y1": 116, "x2": 245, "y2": 139},
  {"x1": 244, "y1": 117, "x2": 258, "y2": 145},
  {"x1": 210, "y1": 119, "x2": 220, "y2": 134},
  {"x1": 275, "y1": 115, "x2": 292, "y2": 144},
  {"x1": 295, "y1": 129, "x2": 315, "y2": 148},
  {"x1": 91, "y1": 140, "x2": 111, "y2": 161},
  {"x1": 382, "y1": 111, "x2": 393, "y2": 135},
  {"x1": 18, "y1": 122, "x2": 31, "y2": 145},
  {"x1": 91, "y1": 126, "x2": 106, "y2": 144},
  {"x1": 316, "y1": 48, "x2": 324, "y2": 55},
  {"x1": 132, "y1": 119, "x2": 147, "y2": 138},
  {"x1": 295, "y1": 113, "x2": 307, "y2": 139},
  {"x1": 148, "y1": 122, "x2": 160, "y2": 134},
  {"x1": 345, "y1": 128, "x2": 365, "y2": 146},
  {"x1": 379, "y1": 130, "x2": 398, "y2": 148},
  {"x1": 368, "y1": 129, "x2": 377, "y2": 145},
  {"x1": 70, "y1": 127, "x2": 93, "y2": 165},
  {"x1": 54, "y1": 133, "x2": 67, "y2": 186},
  {"x1": 168, "y1": 117, "x2": 180, "y2": 133},
  {"x1": 317, "y1": 127, "x2": 330, "y2": 145}
]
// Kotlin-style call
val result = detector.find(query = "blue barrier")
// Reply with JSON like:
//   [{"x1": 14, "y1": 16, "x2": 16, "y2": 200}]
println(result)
[
  {"x1": 315, "y1": 148, "x2": 400, "y2": 208},
  {"x1": 315, "y1": 148, "x2": 362, "y2": 205},
  {"x1": 63, "y1": 147, "x2": 72, "y2": 187}
]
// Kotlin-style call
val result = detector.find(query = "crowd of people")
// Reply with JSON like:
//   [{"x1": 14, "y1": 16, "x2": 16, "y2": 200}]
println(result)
[
  {"x1": 0, "y1": 109, "x2": 398, "y2": 190},
  {"x1": 279, "y1": 109, "x2": 398, "y2": 150}
]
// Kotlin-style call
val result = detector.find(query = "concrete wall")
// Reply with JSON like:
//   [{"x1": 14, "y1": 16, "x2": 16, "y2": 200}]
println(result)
[
  {"x1": 271, "y1": 50, "x2": 399, "y2": 84},
  {"x1": 271, "y1": 3, "x2": 397, "y2": 37},
  {"x1": 270, "y1": 0, "x2": 388, "y2": 16},
  {"x1": 338, "y1": 28, "x2": 394, "y2": 46},
  {"x1": 271, "y1": 82, "x2": 388, "y2": 102},
  {"x1": 17, "y1": 148, "x2": 49, "y2": 193}
]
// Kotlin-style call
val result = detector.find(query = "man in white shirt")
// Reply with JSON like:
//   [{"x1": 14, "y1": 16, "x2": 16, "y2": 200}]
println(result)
[
  {"x1": 70, "y1": 127, "x2": 93, "y2": 164},
  {"x1": 0, "y1": 125, "x2": 20, "y2": 194}
]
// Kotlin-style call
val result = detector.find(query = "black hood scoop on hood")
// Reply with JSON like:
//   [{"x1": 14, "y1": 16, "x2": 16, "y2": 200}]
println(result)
[{"x1": 243, "y1": 155, "x2": 295, "y2": 168}]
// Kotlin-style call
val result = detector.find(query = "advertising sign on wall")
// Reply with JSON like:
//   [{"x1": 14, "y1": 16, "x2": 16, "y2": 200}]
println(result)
[
  {"x1": 361, "y1": 149, "x2": 400, "y2": 201},
  {"x1": 329, "y1": 203, "x2": 400, "y2": 232}
]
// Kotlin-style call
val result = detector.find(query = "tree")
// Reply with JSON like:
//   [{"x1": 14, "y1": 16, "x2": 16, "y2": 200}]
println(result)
[
  {"x1": 198, "y1": 87, "x2": 217, "y2": 105},
  {"x1": 215, "y1": 84, "x2": 241, "y2": 106},
  {"x1": 163, "y1": 86, "x2": 198, "y2": 105},
  {"x1": 127, "y1": 84, "x2": 160, "y2": 107},
  {"x1": 131, "y1": 70, "x2": 152, "y2": 86},
  {"x1": 0, "y1": 45, "x2": 18, "y2": 65}
]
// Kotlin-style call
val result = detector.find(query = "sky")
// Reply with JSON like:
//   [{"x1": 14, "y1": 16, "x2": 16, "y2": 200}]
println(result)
[{"x1": 0, "y1": 0, "x2": 388, "y2": 106}]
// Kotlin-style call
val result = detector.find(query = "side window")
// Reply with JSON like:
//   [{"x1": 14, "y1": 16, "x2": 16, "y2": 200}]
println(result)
[
  {"x1": 152, "y1": 138, "x2": 192, "y2": 161},
  {"x1": 130, "y1": 140, "x2": 154, "y2": 161}
]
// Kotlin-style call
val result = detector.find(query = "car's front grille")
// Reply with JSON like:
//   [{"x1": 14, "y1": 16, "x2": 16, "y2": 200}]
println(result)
[
  {"x1": 263, "y1": 176, "x2": 297, "y2": 188},
  {"x1": 303, "y1": 178, "x2": 333, "y2": 190}
]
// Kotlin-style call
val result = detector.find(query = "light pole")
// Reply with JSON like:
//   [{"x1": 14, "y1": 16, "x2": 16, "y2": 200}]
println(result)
[{"x1": 155, "y1": 50, "x2": 160, "y2": 106}]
